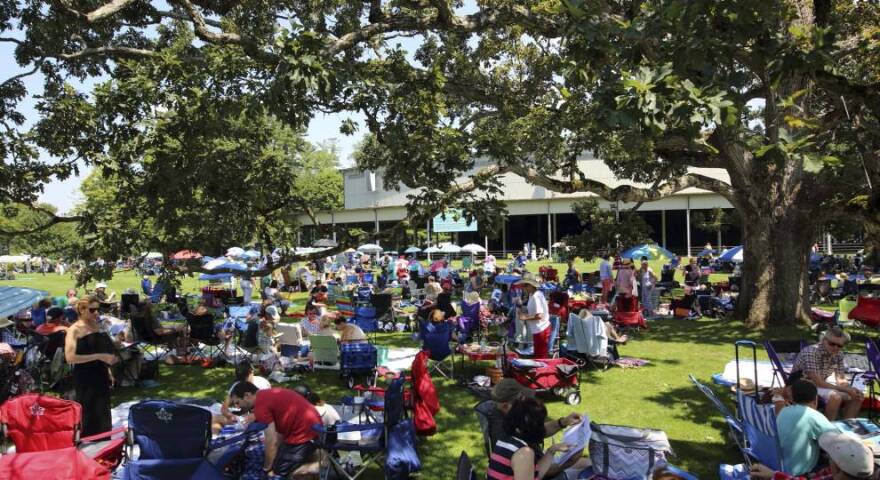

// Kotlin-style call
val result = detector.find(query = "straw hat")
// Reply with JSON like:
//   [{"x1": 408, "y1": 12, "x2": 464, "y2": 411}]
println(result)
[
  {"x1": 621, "y1": 258, "x2": 633, "y2": 266},
  {"x1": 515, "y1": 276, "x2": 541, "y2": 289},
  {"x1": 738, "y1": 378, "x2": 757, "y2": 393}
]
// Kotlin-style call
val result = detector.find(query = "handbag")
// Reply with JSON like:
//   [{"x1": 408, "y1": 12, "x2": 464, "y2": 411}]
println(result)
[
  {"x1": 588, "y1": 423, "x2": 672, "y2": 480},
  {"x1": 674, "y1": 307, "x2": 690, "y2": 318}
]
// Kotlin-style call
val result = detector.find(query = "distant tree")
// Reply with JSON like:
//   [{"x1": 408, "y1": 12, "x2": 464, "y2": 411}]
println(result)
[
  {"x1": 0, "y1": 202, "x2": 82, "y2": 258},
  {"x1": 692, "y1": 208, "x2": 739, "y2": 251}
]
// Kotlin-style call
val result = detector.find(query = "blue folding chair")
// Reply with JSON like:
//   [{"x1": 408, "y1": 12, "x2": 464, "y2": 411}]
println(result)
[
  {"x1": 762, "y1": 340, "x2": 791, "y2": 388},
  {"x1": 735, "y1": 340, "x2": 785, "y2": 472},
  {"x1": 353, "y1": 306, "x2": 379, "y2": 334},
  {"x1": 340, "y1": 342, "x2": 378, "y2": 389},
  {"x1": 421, "y1": 320, "x2": 454, "y2": 379},
  {"x1": 123, "y1": 400, "x2": 224, "y2": 479},
  {"x1": 688, "y1": 374, "x2": 745, "y2": 453},
  {"x1": 207, "y1": 422, "x2": 268, "y2": 478},
  {"x1": 457, "y1": 301, "x2": 481, "y2": 344},
  {"x1": 314, "y1": 377, "x2": 420, "y2": 480},
  {"x1": 355, "y1": 286, "x2": 373, "y2": 308}
]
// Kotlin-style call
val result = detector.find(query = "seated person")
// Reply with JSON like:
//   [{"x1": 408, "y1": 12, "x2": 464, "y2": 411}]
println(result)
[
  {"x1": 777, "y1": 379, "x2": 840, "y2": 475},
  {"x1": 751, "y1": 430, "x2": 874, "y2": 480},
  {"x1": 138, "y1": 299, "x2": 187, "y2": 361},
  {"x1": 261, "y1": 298, "x2": 281, "y2": 324},
  {"x1": 468, "y1": 270, "x2": 485, "y2": 292},
  {"x1": 93, "y1": 282, "x2": 116, "y2": 306},
  {"x1": 294, "y1": 385, "x2": 341, "y2": 427},
  {"x1": 108, "y1": 323, "x2": 142, "y2": 388},
  {"x1": 791, "y1": 327, "x2": 863, "y2": 420},
  {"x1": 228, "y1": 383, "x2": 322, "y2": 478},
  {"x1": 484, "y1": 393, "x2": 588, "y2": 480},
  {"x1": 333, "y1": 315, "x2": 367, "y2": 344},
  {"x1": 141, "y1": 275, "x2": 153, "y2": 296},
  {"x1": 257, "y1": 309, "x2": 278, "y2": 354},
  {"x1": 35, "y1": 306, "x2": 70, "y2": 336},
  {"x1": 214, "y1": 360, "x2": 272, "y2": 432},
  {"x1": 425, "y1": 276, "x2": 443, "y2": 302}
]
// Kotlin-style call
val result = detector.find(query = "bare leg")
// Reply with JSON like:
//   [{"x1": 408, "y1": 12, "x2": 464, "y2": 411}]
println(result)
[
  {"x1": 824, "y1": 392, "x2": 843, "y2": 421},
  {"x1": 843, "y1": 392, "x2": 864, "y2": 419}
]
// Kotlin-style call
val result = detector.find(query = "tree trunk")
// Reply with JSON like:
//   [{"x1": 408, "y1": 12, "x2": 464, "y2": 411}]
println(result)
[
  {"x1": 865, "y1": 222, "x2": 880, "y2": 270},
  {"x1": 735, "y1": 208, "x2": 815, "y2": 328}
]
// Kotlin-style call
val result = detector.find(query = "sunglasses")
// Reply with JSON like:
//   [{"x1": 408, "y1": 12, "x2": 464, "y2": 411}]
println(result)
[{"x1": 88, "y1": 307, "x2": 100, "y2": 313}]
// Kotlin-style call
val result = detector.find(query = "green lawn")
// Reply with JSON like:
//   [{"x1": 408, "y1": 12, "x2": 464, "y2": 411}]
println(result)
[{"x1": 1, "y1": 262, "x2": 799, "y2": 478}]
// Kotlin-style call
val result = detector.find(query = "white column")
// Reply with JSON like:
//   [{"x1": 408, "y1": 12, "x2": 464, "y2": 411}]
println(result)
[
  {"x1": 427, "y1": 220, "x2": 432, "y2": 261},
  {"x1": 331, "y1": 213, "x2": 337, "y2": 242},
  {"x1": 661, "y1": 210, "x2": 667, "y2": 249},
  {"x1": 826, "y1": 233, "x2": 833, "y2": 255},
  {"x1": 502, "y1": 217, "x2": 507, "y2": 256},
  {"x1": 484, "y1": 235, "x2": 489, "y2": 260},
  {"x1": 686, "y1": 196, "x2": 692, "y2": 258},
  {"x1": 547, "y1": 202, "x2": 552, "y2": 259}
]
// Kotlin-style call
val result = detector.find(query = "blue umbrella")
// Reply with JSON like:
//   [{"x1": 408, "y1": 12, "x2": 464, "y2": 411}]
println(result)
[
  {"x1": 199, "y1": 273, "x2": 234, "y2": 281},
  {"x1": 620, "y1": 244, "x2": 676, "y2": 260},
  {"x1": 0, "y1": 286, "x2": 50, "y2": 319},
  {"x1": 698, "y1": 248, "x2": 716, "y2": 257},
  {"x1": 718, "y1": 245, "x2": 743, "y2": 263}
]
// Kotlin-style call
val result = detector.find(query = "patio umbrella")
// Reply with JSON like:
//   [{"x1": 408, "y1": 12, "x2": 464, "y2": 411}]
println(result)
[
  {"x1": 620, "y1": 244, "x2": 676, "y2": 260},
  {"x1": 225, "y1": 247, "x2": 245, "y2": 258},
  {"x1": 344, "y1": 248, "x2": 357, "y2": 254},
  {"x1": 313, "y1": 238, "x2": 338, "y2": 248},
  {"x1": 424, "y1": 246, "x2": 441, "y2": 254},
  {"x1": 143, "y1": 252, "x2": 163, "y2": 259},
  {"x1": 357, "y1": 244, "x2": 383, "y2": 253},
  {"x1": 404, "y1": 246, "x2": 422, "y2": 254},
  {"x1": 171, "y1": 250, "x2": 202, "y2": 260},
  {"x1": 697, "y1": 248, "x2": 716, "y2": 257},
  {"x1": 241, "y1": 249, "x2": 261, "y2": 261},
  {"x1": 0, "y1": 286, "x2": 50, "y2": 319},
  {"x1": 439, "y1": 243, "x2": 461, "y2": 254},
  {"x1": 199, "y1": 272, "x2": 234, "y2": 281},
  {"x1": 460, "y1": 243, "x2": 486, "y2": 254},
  {"x1": 718, "y1": 245, "x2": 743, "y2": 263}
]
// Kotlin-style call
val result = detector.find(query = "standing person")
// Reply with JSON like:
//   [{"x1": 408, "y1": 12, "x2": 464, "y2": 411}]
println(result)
[
  {"x1": 564, "y1": 260, "x2": 579, "y2": 289},
  {"x1": 240, "y1": 275, "x2": 254, "y2": 303},
  {"x1": 228, "y1": 383, "x2": 323, "y2": 479},
  {"x1": 638, "y1": 257, "x2": 657, "y2": 316},
  {"x1": 64, "y1": 296, "x2": 117, "y2": 436},
  {"x1": 614, "y1": 259, "x2": 638, "y2": 299},
  {"x1": 599, "y1": 254, "x2": 614, "y2": 303},
  {"x1": 516, "y1": 277, "x2": 551, "y2": 358},
  {"x1": 140, "y1": 275, "x2": 153, "y2": 296}
]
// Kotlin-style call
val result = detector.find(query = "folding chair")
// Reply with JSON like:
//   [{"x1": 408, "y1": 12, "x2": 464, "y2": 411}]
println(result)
[
  {"x1": 187, "y1": 313, "x2": 228, "y2": 364},
  {"x1": 473, "y1": 400, "x2": 496, "y2": 456},
  {"x1": 735, "y1": 341, "x2": 785, "y2": 471},
  {"x1": 123, "y1": 400, "x2": 224, "y2": 480},
  {"x1": 563, "y1": 311, "x2": 614, "y2": 370},
  {"x1": 456, "y1": 451, "x2": 477, "y2": 480},
  {"x1": 276, "y1": 322, "x2": 304, "y2": 358},
  {"x1": 421, "y1": 320, "x2": 454, "y2": 379},
  {"x1": 687, "y1": 374, "x2": 744, "y2": 451},
  {"x1": 0, "y1": 393, "x2": 126, "y2": 471},
  {"x1": 457, "y1": 300, "x2": 481, "y2": 344},
  {"x1": 310, "y1": 335, "x2": 340, "y2": 370},
  {"x1": 355, "y1": 286, "x2": 372, "y2": 308},
  {"x1": 129, "y1": 308, "x2": 169, "y2": 363},
  {"x1": 612, "y1": 295, "x2": 647, "y2": 332},
  {"x1": 371, "y1": 292, "x2": 395, "y2": 331},
  {"x1": 762, "y1": 340, "x2": 791, "y2": 388}
]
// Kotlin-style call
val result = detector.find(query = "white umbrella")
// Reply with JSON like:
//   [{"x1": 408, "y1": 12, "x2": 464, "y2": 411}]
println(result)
[
  {"x1": 144, "y1": 252, "x2": 163, "y2": 259},
  {"x1": 225, "y1": 247, "x2": 245, "y2": 258},
  {"x1": 404, "y1": 246, "x2": 422, "y2": 254},
  {"x1": 440, "y1": 243, "x2": 462, "y2": 254},
  {"x1": 344, "y1": 248, "x2": 357, "y2": 254},
  {"x1": 357, "y1": 244, "x2": 383, "y2": 253},
  {"x1": 203, "y1": 258, "x2": 229, "y2": 270},
  {"x1": 551, "y1": 242, "x2": 566, "y2": 248},
  {"x1": 460, "y1": 243, "x2": 486, "y2": 253},
  {"x1": 424, "y1": 246, "x2": 441, "y2": 254}
]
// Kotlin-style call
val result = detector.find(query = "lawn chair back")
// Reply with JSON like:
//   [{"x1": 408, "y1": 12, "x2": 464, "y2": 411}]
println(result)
[
  {"x1": 0, "y1": 393, "x2": 79, "y2": 453},
  {"x1": 187, "y1": 314, "x2": 216, "y2": 343},
  {"x1": 276, "y1": 323, "x2": 302, "y2": 353},
  {"x1": 547, "y1": 314, "x2": 560, "y2": 357},
  {"x1": 421, "y1": 321, "x2": 452, "y2": 361},
  {"x1": 128, "y1": 400, "x2": 212, "y2": 460},
  {"x1": 371, "y1": 293, "x2": 392, "y2": 317},
  {"x1": 736, "y1": 390, "x2": 783, "y2": 470},
  {"x1": 456, "y1": 451, "x2": 477, "y2": 480},
  {"x1": 130, "y1": 309, "x2": 161, "y2": 343},
  {"x1": 851, "y1": 296, "x2": 880, "y2": 329},
  {"x1": 354, "y1": 306, "x2": 379, "y2": 332},
  {"x1": 310, "y1": 335, "x2": 340, "y2": 368},
  {"x1": 761, "y1": 340, "x2": 789, "y2": 387},
  {"x1": 866, "y1": 338, "x2": 880, "y2": 373},
  {"x1": 340, "y1": 343, "x2": 377, "y2": 375}
]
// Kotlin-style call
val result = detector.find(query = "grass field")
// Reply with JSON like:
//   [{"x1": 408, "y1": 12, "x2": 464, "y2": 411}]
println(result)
[{"x1": 1, "y1": 260, "x2": 806, "y2": 478}]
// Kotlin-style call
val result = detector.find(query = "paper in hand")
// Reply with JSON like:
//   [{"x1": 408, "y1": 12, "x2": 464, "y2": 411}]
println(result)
[{"x1": 555, "y1": 413, "x2": 591, "y2": 465}]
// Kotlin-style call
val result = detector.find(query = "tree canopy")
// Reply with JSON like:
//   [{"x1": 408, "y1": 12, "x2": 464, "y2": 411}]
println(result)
[{"x1": 1, "y1": 0, "x2": 878, "y2": 326}]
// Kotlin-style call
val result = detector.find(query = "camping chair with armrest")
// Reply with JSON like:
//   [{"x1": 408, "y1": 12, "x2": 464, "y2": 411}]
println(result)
[
  {"x1": 371, "y1": 292, "x2": 394, "y2": 331},
  {"x1": 420, "y1": 320, "x2": 454, "y2": 379},
  {"x1": 129, "y1": 306, "x2": 169, "y2": 363},
  {"x1": 355, "y1": 286, "x2": 373, "y2": 308},
  {"x1": 735, "y1": 341, "x2": 785, "y2": 472},
  {"x1": 122, "y1": 400, "x2": 223, "y2": 480},
  {"x1": 457, "y1": 300, "x2": 481, "y2": 344},
  {"x1": 310, "y1": 334, "x2": 340, "y2": 370},
  {"x1": 612, "y1": 295, "x2": 647, "y2": 332},
  {"x1": 762, "y1": 340, "x2": 791, "y2": 389},
  {"x1": 187, "y1": 313, "x2": 228, "y2": 364},
  {"x1": 276, "y1": 322, "x2": 304, "y2": 358},
  {"x1": 0, "y1": 393, "x2": 126, "y2": 471}
]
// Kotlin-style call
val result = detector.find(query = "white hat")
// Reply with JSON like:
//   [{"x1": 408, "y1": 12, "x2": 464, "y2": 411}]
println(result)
[
  {"x1": 819, "y1": 431, "x2": 874, "y2": 478},
  {"x1": 96, "y1": 282, "x2": 108, "y2": 289}
]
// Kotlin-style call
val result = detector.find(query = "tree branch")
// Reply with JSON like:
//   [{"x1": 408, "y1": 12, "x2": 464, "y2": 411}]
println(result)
[
  {"x1": 59, "y1": 45, "x2": 157, "y2": 60},
  {"x1": 0, "y1": 61, "x2": 43, "y2": 90},
  {"x1": 170, "y1": 0, "x2": 278, "y2": 63},
  {"x1": 0, "y1": 207, "x2": 83, "y2": 237},
  {"x1": 83, "y1": 0, "x2": 139, "y2": 22}
]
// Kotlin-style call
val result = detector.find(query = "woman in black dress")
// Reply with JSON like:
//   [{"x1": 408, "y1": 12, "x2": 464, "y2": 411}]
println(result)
[{"x1": 64, "y1": 295, "x2": 118, "y2": 436}]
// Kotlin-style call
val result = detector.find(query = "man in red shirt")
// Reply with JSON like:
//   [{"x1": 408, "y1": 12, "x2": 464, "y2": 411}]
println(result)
[{"x1": 229, "y1": 382, "x2": 323, "y2": 478}]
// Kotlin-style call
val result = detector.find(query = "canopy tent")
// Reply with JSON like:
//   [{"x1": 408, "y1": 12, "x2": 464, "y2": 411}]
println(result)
[
  {"x1": 439, "y1": 243, "x2": 461, "y2": 254},
  {"x1": 718, "y1": 245, "x2": 744, "y2": 263},
  {"x1": 0, "y1": 286, "x2": 49, "y2": 319},
  {"x1": 0, "y1": 255, "x2": 32, "y2": 264},
  {"x1": 620, "y1": 244, "x2": 676, "y2": 260},
  {"x1": 357, "y1": 244, "x2": 383, "y2": 253},
  {"x1": 404, "y1": 246, "x2": 422, "y2": 254},
  {"x1": 171, "y1": 250, "x2": 202, "y2": 260},
  {"x1": 460, "y1": 244, "x2": 486, "y2": 254},
  {"x1": 199, "y1": 273, "x2": 234, "y2": 281},
  {"x1": 313, "y1": 238, "x2": 338, "y2": 248}
]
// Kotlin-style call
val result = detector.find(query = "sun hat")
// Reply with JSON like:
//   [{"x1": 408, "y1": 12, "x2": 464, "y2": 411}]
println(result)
[
  {"x1": 621, "y1": 258, "x2": 633, "y2": 266},
  {"x1": 96, "y1": 282, "x2": 108, "y2": 289},
  {"x1": 818, "y1": 431, "x2": 874, "y2": 478},
  {"x1": 491, "y1": 378, "x2": 535, "y2": 403}
]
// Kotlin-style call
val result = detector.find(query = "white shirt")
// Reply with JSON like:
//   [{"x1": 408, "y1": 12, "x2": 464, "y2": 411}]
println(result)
[
  {"x1": 315, "y1": 404, "x2": 341, "y2": 427},
  {"x1": 526, "y1": 290, "x2": 550, "y2": 334},
  {"x1": 227, "y1": 375, "x2": 271, "y2": 395}
]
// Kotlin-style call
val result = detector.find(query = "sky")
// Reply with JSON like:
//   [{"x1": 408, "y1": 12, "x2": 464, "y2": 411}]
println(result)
[{"x1": 2, "y1": 2, "x2": 480, "y2": 214}]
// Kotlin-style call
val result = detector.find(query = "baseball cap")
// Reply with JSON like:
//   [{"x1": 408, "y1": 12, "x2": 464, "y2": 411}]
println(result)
[
  {"x1": 491, "y1": 379, "x2": 535, "y2": 403},
  {"x1": 818, "y1": 431, "x2": 874, "y2": 478},
  {"x1": 47, "y1": 307, "x2": 65, "y2": 320}
]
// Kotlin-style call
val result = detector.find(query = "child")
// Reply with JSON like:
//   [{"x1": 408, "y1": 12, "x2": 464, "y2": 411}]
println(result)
[{"x1": 256, "y1": 309, "x2": 277, "y2": 355}]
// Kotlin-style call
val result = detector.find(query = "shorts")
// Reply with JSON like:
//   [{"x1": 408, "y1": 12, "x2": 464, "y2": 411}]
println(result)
[
  {"x1": 272, "y1": 441, "x2": 318, "y2": 476},
  {"x1": 817, "y1": 387, "x2": 853, "y2": 403}
]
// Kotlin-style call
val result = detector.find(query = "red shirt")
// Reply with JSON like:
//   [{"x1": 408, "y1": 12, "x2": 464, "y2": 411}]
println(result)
[{"x1": 253, "y1": 388, "x2": 321, "y2": 445}]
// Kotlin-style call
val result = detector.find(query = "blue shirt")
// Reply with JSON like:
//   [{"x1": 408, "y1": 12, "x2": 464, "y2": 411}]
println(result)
[
  {"x1": 777, "y1": 404, "x2": 838, "y2": 475},
  {"x1": 600, "y1": 261, "x2": 613, "y2": 281},
  {"x1": 31, "y1": 308, "x2": 47, "y2": 327}
]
